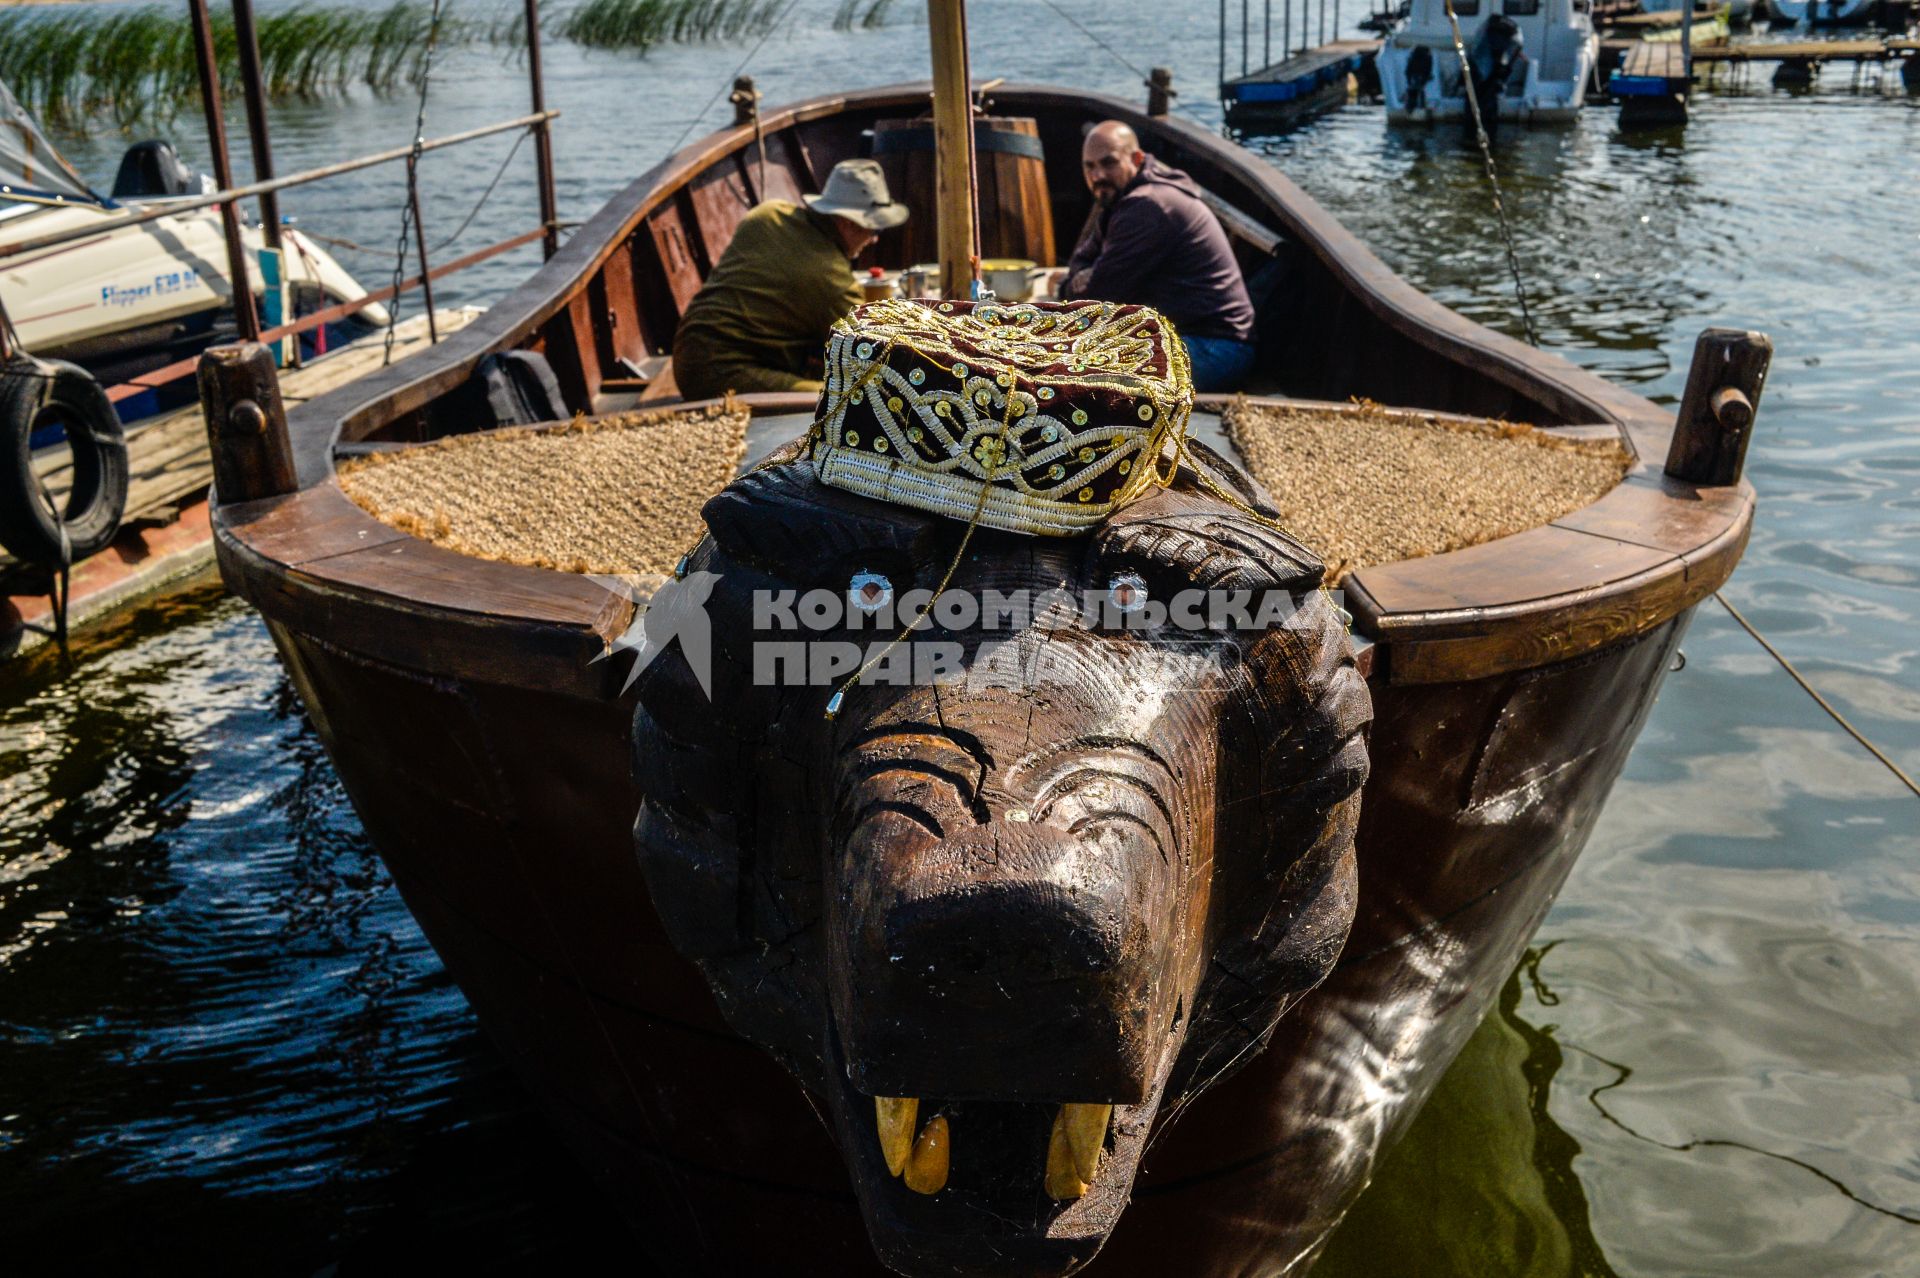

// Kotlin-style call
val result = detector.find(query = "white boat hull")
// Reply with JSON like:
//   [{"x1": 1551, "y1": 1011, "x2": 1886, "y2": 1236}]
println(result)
[
  {"x1": 0, "y1": 199, "x2": 384, "y2": 375},
  {"x1": 1378, "y1": 0, "x2": 1599, "y2": 125}
]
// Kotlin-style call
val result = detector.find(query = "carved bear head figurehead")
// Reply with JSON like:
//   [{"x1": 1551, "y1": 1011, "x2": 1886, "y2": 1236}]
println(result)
[{"x1": 631, "y1": 438, "x2": 1370, "y2": 1276}]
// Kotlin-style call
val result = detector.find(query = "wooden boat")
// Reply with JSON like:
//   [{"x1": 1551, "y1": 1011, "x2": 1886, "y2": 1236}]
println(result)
[{"x1": 199, "y1": 69, "x2": 1763, "y2": 1277}]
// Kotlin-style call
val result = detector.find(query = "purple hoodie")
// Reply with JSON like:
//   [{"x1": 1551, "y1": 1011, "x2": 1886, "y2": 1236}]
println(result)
[{"x1": 1060, "y1": 156, "x2": 1256, "y2": 344}]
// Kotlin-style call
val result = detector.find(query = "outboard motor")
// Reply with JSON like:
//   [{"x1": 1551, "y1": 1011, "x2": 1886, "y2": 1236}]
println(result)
[
  {"x1": 110, "y1": 140, "x2": 199, "y2": 200},
  {"x1": 1404, "y1": 44, "x2": 1434, "y2": 114},
  {"x1": 1467, "y1": 15, "x2": 1524, "y2": 128}
]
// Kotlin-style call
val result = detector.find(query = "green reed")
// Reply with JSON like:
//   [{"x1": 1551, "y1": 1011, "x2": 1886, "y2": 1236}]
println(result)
[
  {"x1": 0, "y1": 0, "x2": 843, "y2": 132},
  {"x1": 0, "y1": 2, "x2": 480, "y2": 129},
  {"x1": 561, "y1": 0, "x2": 786, "y2": 52},
  {"x1": 832, "y1": 0, "x2": 898, "y2": 30}
]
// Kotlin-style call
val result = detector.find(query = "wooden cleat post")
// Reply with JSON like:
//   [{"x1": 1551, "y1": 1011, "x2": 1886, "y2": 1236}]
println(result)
[
  {"x1": 1665, "y1": 327, "x2": 1771, "y2": 487},
  {"x1": 198, "y1": 341, "x2": 297, "y2": 504}
]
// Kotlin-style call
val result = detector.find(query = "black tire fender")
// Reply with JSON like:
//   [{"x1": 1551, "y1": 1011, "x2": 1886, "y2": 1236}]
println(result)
[{"x1": 0, "y1": 356, "x2": 128, "y2": 566}]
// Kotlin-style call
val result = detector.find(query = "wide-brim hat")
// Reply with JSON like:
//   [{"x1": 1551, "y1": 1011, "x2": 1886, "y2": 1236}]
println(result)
[{"x1": 804, "y1": 158, "x2": 910, "y2": 231}]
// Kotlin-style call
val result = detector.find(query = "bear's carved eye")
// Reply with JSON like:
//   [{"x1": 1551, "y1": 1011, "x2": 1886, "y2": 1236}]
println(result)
[
  {"x1": 1108, "y1": 572, "x2": 1148, "y2": 615},
  {"x1": 849, "y1": 571, "x2": 894, "y2": 614}
]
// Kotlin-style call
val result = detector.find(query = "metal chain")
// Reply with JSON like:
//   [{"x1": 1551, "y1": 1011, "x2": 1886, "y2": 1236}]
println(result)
[
  {"x1": 384, "y1": 0, "x2": 447, "y2": 367},
  {"x1": 431, "y1": 125, "x2": 529, "y2": 253},
  {"x1": 1439, "y1": 0, "x2": 1540, "y2": 348}
]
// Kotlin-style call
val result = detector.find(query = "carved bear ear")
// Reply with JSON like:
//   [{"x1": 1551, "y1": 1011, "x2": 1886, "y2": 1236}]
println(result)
[
  {"x1": 1167, "y1": 580, "x2": 1370, "y2": 1099},
  {"x1": 1093, "y1": 436, "x2": 1325, "y2": 596},
  {"x1": 700, "y1": 451, "x2": 954, "y2": 582}
]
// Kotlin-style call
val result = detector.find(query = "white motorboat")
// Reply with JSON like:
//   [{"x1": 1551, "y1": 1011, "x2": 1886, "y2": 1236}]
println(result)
[
  {"x1": 0, "y1": 81, "x2": 385, "y2": 402},
  {"x1": 1765, "y1": 0, "x2": 1880, "y2": 26},
  {"x1": 0, "y1": 78, "x2": 387, "y2": 570},
  {"x1": 1377, "y1": 0, "x2": 1599, "y2": 124}
]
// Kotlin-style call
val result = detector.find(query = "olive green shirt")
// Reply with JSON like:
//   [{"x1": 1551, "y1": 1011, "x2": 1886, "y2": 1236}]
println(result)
[{"x1": 672, "y1": 200, "x2": 862, "y2": 398}]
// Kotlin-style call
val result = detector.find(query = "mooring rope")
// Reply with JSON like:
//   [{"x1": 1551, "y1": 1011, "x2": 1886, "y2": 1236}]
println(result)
[
  {"x1": 1713, "y1": 592, "x2": 1919, "y2": 800},
  {"x1": 431, "y1": 124, "x2": 530, "y2": 253},
  {"x1": 1439, "y1": 0, "x2": 1540, "y2": 347},
  {"x1": 1036, "y1": 0, "x2": 1152, "y2": 84},
  {"x1": 1432, "y1": 20, "x2": 1912, "y2": 801},
  {"x1": 662, "y1": 0, "x2": 805, "y2": 161}
]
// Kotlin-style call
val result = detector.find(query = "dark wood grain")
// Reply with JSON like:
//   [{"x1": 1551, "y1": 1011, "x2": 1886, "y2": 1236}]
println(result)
[
  {"x1": 197, "y1": 342, "x2": 296, "y2": 503},
  {"x1": 1666, "y1": 327, "x2": 1772, "y2": 486}
]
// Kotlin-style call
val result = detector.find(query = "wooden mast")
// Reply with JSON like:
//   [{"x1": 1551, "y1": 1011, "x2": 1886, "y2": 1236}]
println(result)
[{"x1": 927, "y1": 0, "x2": 978, "y2": 301}]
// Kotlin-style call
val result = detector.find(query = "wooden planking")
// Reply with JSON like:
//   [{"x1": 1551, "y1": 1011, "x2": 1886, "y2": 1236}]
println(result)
[
  {"x1": 300, "y1": 531, "x2": 618, "y2": 628},
  {"x1": 752, "y1": 131, "x2": 809, "y2": 204},
  {"x1": 1350, "y1": 524, "x2": 1675, "y2": 626},
  {"x1": 596, "y1": 240, "x2": 649, "y2": 371},
  {"x1": 1622, "y1": 40, "x2": 1689, "y2": 78},
  {"x1": 217, "y1": 485, "x2": 410, "y2": 568},
  {"x1": 1345, "y1": 474, "x2": 1751, "y2": 685},
  {"x1": 685, "y1": 154, "x2": 759, "y2": 269},
  {"x1": 219, "y1": 514, "x2": 630, "y2": 698},
  {"x1": 644, "y1": 199, "x2": 705, "y2": 315},
  {"x1": 789, "y1": 117, "x2": 861, "y2": 198},
  {"x1": 539, "y1": 284, "x2": 604, "y2": 410},
  {"x1": 1552, "y1": 471, "x2": 1750, "y2": 559},
  {"x1": 1379, "y1": 553, "x2": 1717, "y2": 685},
  {"x1": 1693, "y1": 38, "x2": 1897, "y2": 62}
]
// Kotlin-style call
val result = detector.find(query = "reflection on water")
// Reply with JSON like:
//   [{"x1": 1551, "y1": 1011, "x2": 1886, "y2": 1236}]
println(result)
[
  {"x1": 1317, "y1": 952, "x2": 1621, "y2": 1278},
  {"x1": 4, "y1": 2, "x2": 1918, "y2": 1272},
  {"x1": 0, "y1": 590, "x2": 622, "y2": 1271}
]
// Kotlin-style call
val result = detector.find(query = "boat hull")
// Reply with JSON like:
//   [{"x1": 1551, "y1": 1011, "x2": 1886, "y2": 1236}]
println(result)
[
  {"x1": 207, "y1": 80, "x2": 1754, "y2": 1275},
  {"x1": 1378, "y1": 34, "x2": 1598, "y2": 124},
  {"x1": 254, "y1": 558, "x2": 1689, "y2": 1275}
]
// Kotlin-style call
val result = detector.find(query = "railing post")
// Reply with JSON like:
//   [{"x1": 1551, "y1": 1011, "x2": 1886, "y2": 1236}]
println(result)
[
  {"x1": 199, "y1": 342, "x2": 297, "y2": 503},
  {"x1": 525, "y1": 0, "x2": 560, "y2": 260},
  {"x1": 230, "y1": 0, "x2": 281, "y2": 253},
  {"x1": 1147, "y1": 67, "x2": 1176, "y2": 116},
  {"x1": 188, "y1": 0, "x2": 261, "y2": 343},
  {"x1": 408, "y1": 166, "x2": 440, "y2": 344},
  {"x1": 1665, "y1": 327, "x2": 1771, "y2": 487}
]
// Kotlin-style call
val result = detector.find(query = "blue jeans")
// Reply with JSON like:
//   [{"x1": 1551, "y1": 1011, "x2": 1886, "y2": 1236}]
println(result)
[{"x1": 1182, "y1": 334, "x2": 1257, "y2": 393}]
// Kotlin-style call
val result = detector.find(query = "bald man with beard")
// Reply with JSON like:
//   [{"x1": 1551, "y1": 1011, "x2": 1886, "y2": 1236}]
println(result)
[{"x1": 1059, "y1": 121, "x2": 1258, "y2": 392}]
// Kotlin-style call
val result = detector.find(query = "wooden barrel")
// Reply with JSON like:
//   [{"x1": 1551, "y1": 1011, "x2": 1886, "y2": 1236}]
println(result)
[{"x1": 870, "y1": 115, "x2": 1057, "y2": 270}]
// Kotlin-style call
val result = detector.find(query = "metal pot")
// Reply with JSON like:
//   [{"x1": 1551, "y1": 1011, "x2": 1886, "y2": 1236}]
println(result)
[{"x1": 980, "y1": 258, "x2": 1039, "y2": 302}]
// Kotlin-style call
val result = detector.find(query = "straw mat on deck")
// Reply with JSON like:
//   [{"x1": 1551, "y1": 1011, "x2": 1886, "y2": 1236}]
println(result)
[
  {"x1": 339, "y1": 401, "x2": 750, "y2": 577},
  {"x1": 1224, "y1": 400, "x2": 1632, "y2": 584}
]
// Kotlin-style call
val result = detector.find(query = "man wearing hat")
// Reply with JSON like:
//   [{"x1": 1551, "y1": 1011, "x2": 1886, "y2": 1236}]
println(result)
[{"x1": 673, "y1": 159, "x2": 908, "y2": 400}]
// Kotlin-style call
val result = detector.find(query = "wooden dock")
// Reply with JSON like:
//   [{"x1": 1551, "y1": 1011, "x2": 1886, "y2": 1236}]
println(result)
[
  {"x1": 1606, "y1": 31, "x2": 1918, "y2": 103},
  {"x1": 1691, "y1": 36, "x2": 1920, "y2": 63},
  {"x1": 1222, "y1": 39, "x2": 1381, "y2": 132},
  {"x1": 3, "y1": 307, "x2": 480, "y2": 658}
]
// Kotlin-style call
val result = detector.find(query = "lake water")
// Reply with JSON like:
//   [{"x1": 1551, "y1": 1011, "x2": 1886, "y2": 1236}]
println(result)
[{"x1": 3, "y1": 1, "x2": 1917, "y2": 1273}]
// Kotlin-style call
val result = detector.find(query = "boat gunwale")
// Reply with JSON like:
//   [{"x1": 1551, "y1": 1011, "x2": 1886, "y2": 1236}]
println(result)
[{"x1": 217, "y1": 81, "x2": 1753, "y2": 689}]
